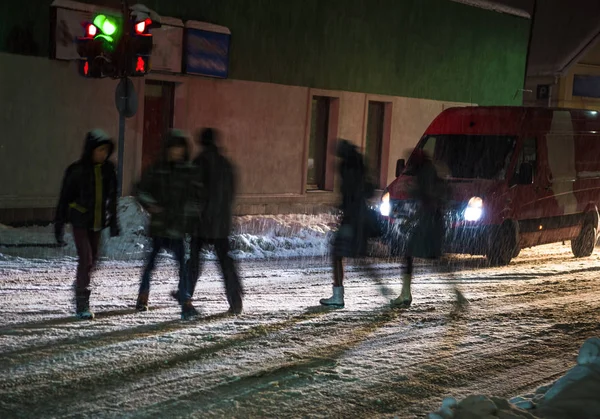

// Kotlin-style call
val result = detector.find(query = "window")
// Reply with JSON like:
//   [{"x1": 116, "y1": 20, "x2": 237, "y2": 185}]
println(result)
[
  {"x1": 365, "y1": 101, "x2": 385, "y2": 186},
  {"x1": 514, "y1": 137, "x2": 537, "y2": 176},
  {"x1": 573, "y1": 75, "x2": 600, "y2": 99},
  {"x1": 413, "y1": 135, "x2": 517, "y2": 180},
  {"x1": 307, "y1": 96, "x2": 331, "y2": 190}
]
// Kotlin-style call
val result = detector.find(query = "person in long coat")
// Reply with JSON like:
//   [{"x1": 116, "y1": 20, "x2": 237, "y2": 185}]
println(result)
[
  {"x1": 186, "y1": 128, "x2": 243, "y2": 315},
  {"x1": 390, "y1": 149, "x2": 467, "y2": 309},
  {"x1": 320, "y1": 139, "x2": 380, "y2": 308}
]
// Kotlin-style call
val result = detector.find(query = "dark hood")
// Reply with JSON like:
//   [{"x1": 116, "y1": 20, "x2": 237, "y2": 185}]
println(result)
[
  {"x1": 336, "y1": 139, "x2": 363, "y2": 169},
  {"x1": 162, "y1": 129, "x2": 190, "y2": 162},
  {"x1": 81, "y1": 129, "x2": 114, "y2": 163}
]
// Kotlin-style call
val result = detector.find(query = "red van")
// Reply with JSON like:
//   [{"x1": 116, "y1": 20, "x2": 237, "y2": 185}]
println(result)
[{"x1": 379, "y1": 106, "x2": 600, "y2": 265}]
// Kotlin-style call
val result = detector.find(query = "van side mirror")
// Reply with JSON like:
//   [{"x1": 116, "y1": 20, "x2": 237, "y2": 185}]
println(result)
[
  {"x1": 518, "y1": 162, "x2": 534, "y2": 185},
  {"x1": 395, "y1": 159, "x2": 405, "y2": 177}
]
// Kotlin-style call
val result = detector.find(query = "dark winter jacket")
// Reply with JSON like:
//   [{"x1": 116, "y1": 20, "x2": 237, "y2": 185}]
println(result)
[
  {"x1": 190, "y1": 144, "x2": 237, "y2": 239},
  {"x1": 136, "y1": 132, "x2": 192, "y2": 239},
  {"x1": 333, "y1": 140, "x2": 378, "y2": 258},
  {"x1": 55, "y1": 131, "x2": 119, "y2": 242},
  {"x1": 405, "y1": 154, "x2": 449, "y2": 259}
]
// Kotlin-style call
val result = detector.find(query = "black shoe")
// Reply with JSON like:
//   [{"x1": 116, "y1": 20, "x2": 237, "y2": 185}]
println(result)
[
  {"x1": 228, "y1": 299, "x2": 243, "y2": 316},
  {"x1": 171, "y1": 290, "x2": 180, "y2": 303},
  {"x1": 181, "y1": 302, "x2": 199, "y2": 320},
  {"x1": 76, "y1": 310, "x2": 95, "y2": 320},
  {"x1": 136, "y1": 292, "x2": 149, "y2": 312}
]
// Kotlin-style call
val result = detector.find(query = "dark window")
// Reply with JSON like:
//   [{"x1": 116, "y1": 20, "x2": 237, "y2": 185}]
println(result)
[
  {"x1": 514, "y1": 137, "x2": 537, "y2": 177},
  {"x1": 307, "y1": 96, "x2": 330, "y2": 190},
  {"x1": 365, "y1": 101, "x2": 385, "y2": 186},
  {"x1": 573, "y1": 75, "x2": 600, "y2": 98},
  {"x1": 413, "y1": 135, "x2": 517, "y2": 180}
]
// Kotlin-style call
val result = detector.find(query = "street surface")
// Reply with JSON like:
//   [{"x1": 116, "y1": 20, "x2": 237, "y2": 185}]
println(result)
[{"x1": 1, "y1": 244, "x2": 599, "y2": 418}]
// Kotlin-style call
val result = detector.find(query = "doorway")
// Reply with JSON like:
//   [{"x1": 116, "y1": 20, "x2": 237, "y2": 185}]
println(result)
[{"x1": 142, "y1": 81, "x2": 175, "y2": 173}]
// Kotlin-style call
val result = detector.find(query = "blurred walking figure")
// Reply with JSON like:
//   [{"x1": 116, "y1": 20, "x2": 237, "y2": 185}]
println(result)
[
  {"x1": 55, "y1": 129, "x2": 120, "y2": 320},
  {"x1": 390, "y1": 149, "x2": 468, "y2": 309},
  {"x1": 320, "y1": 139, "x2": 381, "y2": 308},
  {"x1": 186, "y1": 128, "x2": 243, "y2": 315},
  {"x1": 135, "y1": 129, "x2": 197, "y2": 319}
]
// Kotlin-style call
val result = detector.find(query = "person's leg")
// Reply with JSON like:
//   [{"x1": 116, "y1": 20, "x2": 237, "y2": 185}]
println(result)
[
  {"x1": 320, "y1": 255, "x2": 345, "y2": 307},
  {"x1": 168, "y1": 238, "x2": 198, "y2": 319},
  {"x1": 73, "y1": 228, "x2": 94, "y2": 318},
  {"x1": 439, "y1": 256, "x2": 468, "y2": 312},
  {"x1": 137, "y1": 236, "x2": 162, "y2": 311},
  {"x1": 215, "y1": 238, "x2": 243, "y2": 314},
  {"x1": 187, "y1": 236, "x2": 206, "y2": 299},
  {"x1": 333, "y1": 255, "x2": 344, "y2": 287},
  {"x1": 172, "y1": 238, "x2": 190, "y2": 303},
  {"x1": 391, "y1": 255, "x2": 413, "y2": 308}
]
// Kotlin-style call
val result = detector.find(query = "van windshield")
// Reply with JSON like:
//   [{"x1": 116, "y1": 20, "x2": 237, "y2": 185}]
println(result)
[{"x1": 412, "y1": 134, "x2": 517, "y2": 180}]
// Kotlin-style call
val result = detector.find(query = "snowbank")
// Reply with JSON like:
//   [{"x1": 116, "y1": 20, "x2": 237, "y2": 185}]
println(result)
[
  {"x1": 0, "y1": 197, "x2": 338, "y2": 261},
  {"x1": 427, "y1": 337, "x2": 600, "y2": 419}
]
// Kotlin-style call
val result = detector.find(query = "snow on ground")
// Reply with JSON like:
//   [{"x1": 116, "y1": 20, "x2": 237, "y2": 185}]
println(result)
[
  {"x1": 1, "y1": 243, "x2": 600, "y2": 417},
  {"x1": 0, "y1": 197, "x2": 338, "y2": 261}
]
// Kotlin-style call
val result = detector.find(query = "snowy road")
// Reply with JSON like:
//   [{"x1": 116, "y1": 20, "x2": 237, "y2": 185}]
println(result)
[{"x1": 1, "y1": 244, "x2": 599, "y2": 418}]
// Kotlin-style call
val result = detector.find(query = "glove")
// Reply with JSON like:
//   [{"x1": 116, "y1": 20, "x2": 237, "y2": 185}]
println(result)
[
  {"x1": 55, "y1": 223, "x2": 66, "y2": 246},
  {"x1": 110, "y1": 224, "x2": 120, "y2": 238}
]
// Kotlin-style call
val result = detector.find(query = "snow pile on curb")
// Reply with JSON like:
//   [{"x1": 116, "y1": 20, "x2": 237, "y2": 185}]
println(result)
[
  {"x1": 0, "y1": 197, "x2": 339, "y2": 261},
  {"x1": 427, "y1": 337, "x2": 600, "y2": 419}
]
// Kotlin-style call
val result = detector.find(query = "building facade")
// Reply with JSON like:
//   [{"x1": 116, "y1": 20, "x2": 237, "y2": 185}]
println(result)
[{"x1": 0, "y1": 0, "x2": 530, "y2": 223}]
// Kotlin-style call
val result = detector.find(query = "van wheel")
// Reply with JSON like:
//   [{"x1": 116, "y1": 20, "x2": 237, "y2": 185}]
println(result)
[
  {"x1": 571, "y1": 222, "x2": 596, "y2": 258},
  {"x1": 487, "y1": 223, "x2": 515, "y2": 266}
]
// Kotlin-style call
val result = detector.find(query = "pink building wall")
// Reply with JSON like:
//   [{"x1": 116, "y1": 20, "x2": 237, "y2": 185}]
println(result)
[{"x1": 0, "y1": 52, "x2": 471, "y2": 221}]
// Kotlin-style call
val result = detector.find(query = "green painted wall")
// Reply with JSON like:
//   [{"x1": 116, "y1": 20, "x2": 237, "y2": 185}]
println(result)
[{"x1": 1, "y1": 0, "x2": 529, "y2": 104}]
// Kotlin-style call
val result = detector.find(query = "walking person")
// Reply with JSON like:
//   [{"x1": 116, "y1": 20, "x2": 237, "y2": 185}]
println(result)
[
  {"x1": 55, "y1": 129, "x2": 120, "y2": 320},
  {"x1": 320, "y1": 139, "x2": 381, "y2": 308},
  {"x1": 390, "y1": 148, "x2": 468, "y2": 309},
  {"x1": 185, "y1": 128, "x2": 243, "y2": 315},
  {"x1": 135, "y1": 129, "x2": 197, "y2": 319}
]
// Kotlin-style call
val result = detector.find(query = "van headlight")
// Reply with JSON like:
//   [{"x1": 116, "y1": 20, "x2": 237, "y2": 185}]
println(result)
[
  {"x1": 464, "y1": 196, "x2": 483, "y2": 221},
  {"x1": 380, "y1": 192, "x2": 391, "y2": 216}
]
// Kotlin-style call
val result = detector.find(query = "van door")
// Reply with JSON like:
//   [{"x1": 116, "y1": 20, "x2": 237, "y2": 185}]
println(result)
[
  {"x1": 539, "y1": 110, "x2": 581, "y2": 244},
  {"x1": 511, "y1": 136, "x2": 547, "y2": 248}
]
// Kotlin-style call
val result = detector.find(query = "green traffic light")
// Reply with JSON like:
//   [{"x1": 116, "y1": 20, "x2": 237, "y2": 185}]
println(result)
[{"x1": 93, "y1": 14, "x2": 117, "y2": 36}]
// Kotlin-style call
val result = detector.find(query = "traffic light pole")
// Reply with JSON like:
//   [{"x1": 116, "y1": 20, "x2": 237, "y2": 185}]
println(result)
[
  {"x1": 116, "y1": 0, "x2": 129, "y2": 197},
  {"x1": 117, "y1": 107, "x2": 126, "y2": 197}
]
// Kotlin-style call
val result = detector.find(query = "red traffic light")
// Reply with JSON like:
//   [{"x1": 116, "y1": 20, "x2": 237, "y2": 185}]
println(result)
[
  {"x1": 84, "y1": 61, "x2": 89, "y2": 75},
  {"x1": 135, "y1": 19, "x2": 152, "y2": 35},
  {"x1": 86, "y1": 24, "x2": 97, "y2": 37},
  {"x1": 136, "y1": 56, "x2": 145, "y2": 72}
]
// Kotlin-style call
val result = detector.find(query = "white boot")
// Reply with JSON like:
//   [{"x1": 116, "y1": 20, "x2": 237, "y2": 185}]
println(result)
[
  {"x1": 320, "y1": 286, "x2": 344, "y2": 307},
  {"x1": 391, "y1": 274, "x2": 412, "y2": 308}
]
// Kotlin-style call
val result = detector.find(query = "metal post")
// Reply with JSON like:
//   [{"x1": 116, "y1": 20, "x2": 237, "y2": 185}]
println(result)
[
  {"x1": 117, "y1": 102, "x2": 126, "y2": 197},
  {"x1": 117, "y1": 0, "x2": 129, "y2": 197}
]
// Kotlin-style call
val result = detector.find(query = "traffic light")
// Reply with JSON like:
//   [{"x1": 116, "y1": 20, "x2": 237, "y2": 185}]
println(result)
[
  {"x1": 128, "y1": 14, "x2": 159, "y2": 76},
  {"x1": 75, "y1": 6, "x2": 160, "y2": 78},
  {"x1": 76, "y1": 13, "x2": 122, "y2": 78}
]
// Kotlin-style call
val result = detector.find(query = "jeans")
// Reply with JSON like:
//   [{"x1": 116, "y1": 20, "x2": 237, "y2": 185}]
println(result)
[{"x1": 139, "y1": 236, "x2": 189, "y2": 303}]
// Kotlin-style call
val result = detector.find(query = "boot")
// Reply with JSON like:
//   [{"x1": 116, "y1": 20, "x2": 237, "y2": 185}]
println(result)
[
  {"x1": 75, "y1": 289, "x2": 94, "y2": 320},
  {"x1": 136, "y1": 291, "x2": 149, "y2": 312},
  {"x1": 181, "y1": 300, "x2": 199, "y2": 320},
  {"x1": 391, "y1": 274, "x2": 412, "y2": 308},
  {"x1": 227, "y1": 290, "x2": 244, "y2": 315},
  {"x1": 320, "y1": 286, "x2": 344, "y2": 308},
  {"x1": 453, "y1": 287, "x2": 469, "y2": 310}
]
